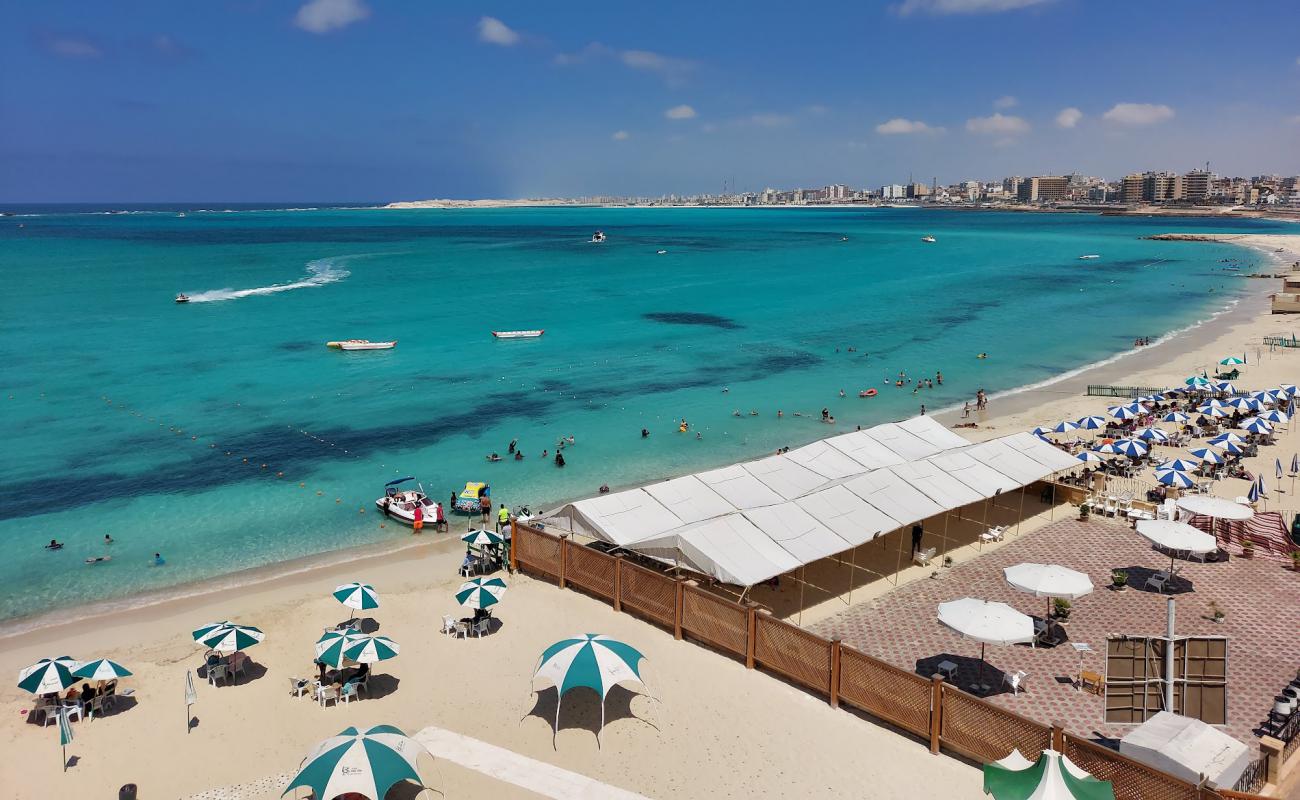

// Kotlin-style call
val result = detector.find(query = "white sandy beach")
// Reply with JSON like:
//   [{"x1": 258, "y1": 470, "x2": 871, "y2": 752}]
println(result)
[{"x1": 1, "y1": 233, "x2": 1296, "y2": 800}]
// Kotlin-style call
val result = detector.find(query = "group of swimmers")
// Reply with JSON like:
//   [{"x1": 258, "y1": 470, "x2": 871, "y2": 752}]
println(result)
[
  {"x1": 44, "y1": 535, "x2": 165, "y2": 566},
  {"x1": 488, "y1": 435, "x2": 575, "y2": 466}
]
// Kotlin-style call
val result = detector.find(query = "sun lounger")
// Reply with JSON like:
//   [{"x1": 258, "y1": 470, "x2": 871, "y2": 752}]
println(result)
[
  {"x1": 979, "y1": 526, "x2": 1005, "y2": 547},
  {"x1": 912, "y1": 546, "x2": 936, "y2": 567}
]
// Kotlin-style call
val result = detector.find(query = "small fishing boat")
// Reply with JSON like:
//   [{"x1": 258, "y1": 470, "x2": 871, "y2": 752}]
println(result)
[
  {"x1": 375, "y1": 477, "x2": 436, "y2": 526},
  {"x1": 175, "y1": 293, "x2": 190, "y2": 303},
  {"x1": 1078, "y1": 254, "x2": 1100, "y2": 260},
  {"x1": 327, "y1": 339, "x2": 396, "y2": 350},
  {"x1": 656, "y1": 249, "x2": 667, "y2": 255},
  {"x1": 921, "y1": 235, "x2": 936, "y2": 243},
  {"x1": 590, "y1": 231, "x2": 606, "y2": 243},
  {"x1": 492, "y1": 330, "x2": 544, "y2": 339}
]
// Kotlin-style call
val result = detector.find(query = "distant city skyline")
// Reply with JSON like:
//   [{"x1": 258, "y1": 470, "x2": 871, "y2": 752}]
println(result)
[{"x1": 3, "y1": 0, "x2": 1299, "y2": 202}]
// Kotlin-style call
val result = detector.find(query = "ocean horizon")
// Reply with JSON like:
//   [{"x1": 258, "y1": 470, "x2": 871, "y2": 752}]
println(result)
[{"x1": 0, "y1": 205, "x2": 1284, "y2": 623}]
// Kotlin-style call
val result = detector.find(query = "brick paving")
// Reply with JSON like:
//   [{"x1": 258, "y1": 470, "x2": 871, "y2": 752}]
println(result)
[{"x1": 808, "y1": 517, "x2": 1300, "y2": 747}]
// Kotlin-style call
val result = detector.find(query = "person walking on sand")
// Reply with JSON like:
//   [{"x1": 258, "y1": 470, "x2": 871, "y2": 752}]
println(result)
[
  {"x1": 963, "y1": 401, "x2": 970, "y2": 418},
  {"x1": 435, "y1": 501, "x2": 447, "y2": 532},
  {"x1": 412, "y1": 503, "x2": 424, "y2": 534},
  {"x1": 480, "y1": 494, "x2": 491, "y2": 524}
]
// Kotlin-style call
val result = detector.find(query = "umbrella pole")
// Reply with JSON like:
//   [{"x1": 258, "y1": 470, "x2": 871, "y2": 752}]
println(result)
[{"x1": 553, "y1": 692, "x2": 562, "y2": 750}]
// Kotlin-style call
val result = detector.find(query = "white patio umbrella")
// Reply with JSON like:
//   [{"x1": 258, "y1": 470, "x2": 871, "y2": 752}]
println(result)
[
  {"x1": 937, "y1": 598, "x2": 1034, "y2": 683},
  {"x1": 1175, "y1": 495, "x2": 1254, "y2": 521},
  {"x1": 1135, "y1": 519, "x2": 1217, "y2": 579},
  {"x1": 1003, "y1": 563, "x2": 1094, "y2": 618}
]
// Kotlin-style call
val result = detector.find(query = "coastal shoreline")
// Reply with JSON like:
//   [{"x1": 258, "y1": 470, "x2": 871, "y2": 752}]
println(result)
[{"x1": 4, "y1": 233, "x2": 1293, "y2": 642}]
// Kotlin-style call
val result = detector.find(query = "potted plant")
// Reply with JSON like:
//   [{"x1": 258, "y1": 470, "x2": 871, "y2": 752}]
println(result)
[
  {"x1": 1053, "y1": 598, "x2": 1072, "y2": 622},
  {"x1": 1241, "y1": 539, "x2": 1255, "y2": 559},
  {"x1": 1111, "y1": 569, "x2": 1129, "y2": 590},
  {"x1": 1078, "y1": 502, "x2": 1092, "y2": 521},
  {"x1": 1291, "y1": 551, "x2": 1300, "y2": 572},
  {"x1": 1207, "y1": 601, "x2": 1225, "y2": 623},
  {"x1": 943, "y1": 555, "x2": 954, "y2": 568}
]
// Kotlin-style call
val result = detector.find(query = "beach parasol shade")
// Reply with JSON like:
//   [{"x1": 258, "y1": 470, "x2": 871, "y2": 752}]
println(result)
[
  {"x1": 71, "y1": 658, "x2": 132, "y2": 682},
  {"x1": 984, "y1": 748, "x2": 1115, "y2": 800},
  {"x1": 937, "y1": 598, "x2": 1035, "y2": 647},
  {"x1": 1154, "y1": 470, "x2": 1195, "y2": 489},
  {"x1": 333, "y1": 582, "x2": 379, "y2": 611},
  {"x1": 341, "y1": 634, "x2": 400, "y2": 664},
  {"x1": 456, "y1": 576, "x2": 508, "y2": 609},
  {"x1": 533, "y1": 634, "x2": 647, "y2": 739},
  {"x1": 1184, "y1": 376, "x2": 1210, "y2": 387},
  {"x1": 1207, "y1": 432, "x2": 1245, "y2": 446},
  {"x1": 1157, "y1": 458, "x2": 1199, "y2": 473},
  {"x1": 1196, "y1": 405, "x2": 1230, "y2": 418},
  {"x1": 1278, "y1": 384, "x2": 1297, "y2": 397},
  {"x1": 1162, "y1": 411, "x2": 1190, "y2": 424},
  {"x1": 194, "y1": 622, "x2": 265, "y2": 653},
  {"x1": 1208, "y1": 439, "x2": 1245, "y2": 456},
  {"x1": 1109, "y1": 439, "x2": 1148, "y2": 457},
  {"x1": 1053, "y1": 420, "x2": 1080, "y2": 433},
  {"x1": 1076, "y1": 416, "x2": 1107, "y2": 430},
  {"x1": 1212, "y1": 381, "x2": 1236, "y2": 394},
  {"x1": 461, "y1": 529, "x2": 506, "y2": 547},
  {"x1": 1003, "y1": 564, "x2": 1093, "y2": 619},
  {"x1": 315, "y1": 628, "x2": 362, "y2": 669},
  {"x1": 1106, "y1": 405, "x2": 1141, "y2": 420},
  {"x1": 1277, "y1": 459, "x2": 1285, "y2": 480},
  {"x1": 1218, "y1": 356, "x2": 1245, "y2": 366},
  {"x1": 1174, "y1": 495, "x2": 1253, "y2": 520},
  {"x1": 1292, "y1": 453, "x2": 1299, "y2": 476},
  {"x1": 282, "y1": 725, "x2": 428, "y2": 800},
  {"x1": 1031, "y1": 426, "x2": 1053, "y2": 438},
  {"x1": 1247, "y1": 480, "x2": 1261, "y2": 504},
  {"x1": 1134, "y1": 427, "x2": 1169, "y2": 443},
  {"x1": 1199, "y1": 398, "x2": 1226, "y2": 409},
  {"x1": 1255, "y1": 474, "x2": 1268, "y2": 496},
  {"x1": 1188, "y1": 447, "x2": 1224, "y2": 465},
  {"x1": 1237, "y1": 417, "x2": 1273, "y2": 434},
  {"x1": 1135, "y1": 519, "x2": 1217, "y2": 578},
  {"x1": 17, "y1": 657, "x2": 78, "y2": 695},
  {"x1": 1259, "y1": 409, "x2": 1289, "y2": 424},
  {"x1": 1076, "y1": 452, "x2": 1105, "y2": 464},
  {"x1": 1223, "y1": 397, "x2": 1255, "y2": 412}
]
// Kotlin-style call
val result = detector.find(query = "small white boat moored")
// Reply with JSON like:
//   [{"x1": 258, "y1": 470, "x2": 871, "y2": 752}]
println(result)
[
  {"x1": 921, "y1": 235, "x2": 936, "y2": 243},
  {"x1": 492, "y1": 330, "x2": 544, "y2": 339},
  {"x1": 590, "y1": 231, "x2": 606, "y2": 243},
  {"x1": 375, "y1": 477, "x2": 436, "y2": 526},
  {"x1": 327, "y1": 339, "x2": 396, "y2": 350},
  {"x1": 1078, "y1": 254, "x2": 1100, "y2": 260}
]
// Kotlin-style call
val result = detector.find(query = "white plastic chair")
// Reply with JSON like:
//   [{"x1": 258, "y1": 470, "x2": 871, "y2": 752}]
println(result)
[
  {"x1": 441, "y1": 615, "x2": 459, "y2": 637},
  {"x1": 340, "y1": 682, "x2": 358, "y2": 705},
  {"x1": 1004, "y1": 670, "x2": 1027, "y2": 696},
  {"x1": 318, "y1": 685, "x2": 339, "y2": 708},
  {"x1": 61, "y1": 700, "x2": 84, "y2": 723},
  {"x1": 979, "y1": 526, "x2": 1005, "y2": 548},
  {"x1": 471, "y1": 617, "x2": 491, "y2": 638},
  {"x1": 288, "y1": 677, "x2": 310, "y2": 698}
]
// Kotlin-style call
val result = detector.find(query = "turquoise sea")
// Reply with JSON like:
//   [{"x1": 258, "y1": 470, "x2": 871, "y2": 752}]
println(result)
[{"x1": 0, "y1": 205, "x2": 1284, "y2": 623}]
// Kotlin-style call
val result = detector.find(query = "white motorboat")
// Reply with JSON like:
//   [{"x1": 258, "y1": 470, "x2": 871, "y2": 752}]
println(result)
[
  {"x1": 921, "y1": 235, "x2": 936, "y2": 243},
  {"x1": 1078, "y1": 254, "x2": 1100, "y2": 260},
  {"x1": 492, "y1": 330, "x2": 544, "y2": 339},
  {"x1": 175, "y1": 293, "x2": 190, "y2": 303},
  {"x1": 375, "y1": 478, "x2": 437, "y2": 526},
  {"x1": 328, "y1": 339, "x2": 396, "y2": 350},
  {"x1": 656, "y1": 249, "x2": 667, "y2": 255},
  {"x1": 590, "y1": 230, "x2": 607, "y2": 243}
]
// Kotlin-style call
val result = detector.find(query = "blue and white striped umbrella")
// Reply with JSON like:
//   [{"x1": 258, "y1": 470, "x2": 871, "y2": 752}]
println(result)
[
  {"x1": 1212, "y1": 381, "x2": 1236, "y2": 394},
  {"x1": 1155, "y1": 469, "x2": 1195, "y2": 489},
  {"x1": 1224, "y1": 397, "x2": 1258, "y2": 412},
  {"x1": 1031, "y1": 426, "x2": 1053, "y2": 438},
  {"x1": 332, "y1": 582, "x2": 379, "y2": 611},
  {"x1": 1189, "y1": 447, "x2": 1224, "y2": 465},
  {"x1": 1278, "y1": 384, "x2": 1297, "y2": 397},
  {"x1": 1135, "y1": 427, "x2": 1169, "y2": 443},
  {"x1": 1158, "y1": 458, "x2": 1200, "y2": 472},
  {"x1": 1076, "y1": 451, "x2": 1106, "y2": 464},
  {"x1": 1208, "y1": 431, "x2": 1245, "y2": 445},
  {"x1": 1238, "y1": 417, "x2": 1273, "y2": 434},
  {"x1": 1076, "y1": 416, "x2": 1107, "y2": 430},
  {"x1": 1109, "y1": 439, "x2": 1148, "y2": 457},
  {"x1": 1276, "y1": 459, "x2": 1285, "y2": 480},
  {"x1": 1199, "y1": 398, "x2": 1227, "y2": 408},
  {"x1": 1256, "y1": 475, "x2": 1268, "y2": 496},
  {"x1": 1290, "y1": 453, "x2": 1299, "y2": 475},
  {"x1": 1137, "y1": 393, "x2": 1165, "y2": 404},
  {"x1": 1259, "y1": 409, "x2": 1290, "y2": 424},
  {"x1": 1247, "y1": 479, "x2": 1261, "y2": 504},
  {"x1": 1209, "y1": 439, "x2": 1245, "y2": 456},
  {"x1": 1197, "y1": 405, "x2": 1231, "y2": 418},
  {"x1": 1052, "y1": 420, "x2": 1080, "y2": 433},
  {"x1": 1107, "y1": 405, "x2": 1142, "y2": 420},
  {"x1": 1162, "y1": 411, "x2": 1190, "y2": 424},
  {"x1": 1251, "y1": 390, "x2": 1282, "y2": 404}
]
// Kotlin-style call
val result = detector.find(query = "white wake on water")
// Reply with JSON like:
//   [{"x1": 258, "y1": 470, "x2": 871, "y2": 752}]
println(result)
[{"x1": 184, "y1": 256, "x2": 350, "y2": 302}]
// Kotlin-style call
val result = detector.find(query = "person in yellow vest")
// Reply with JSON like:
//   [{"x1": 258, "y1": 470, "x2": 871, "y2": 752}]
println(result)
[{"x1": 497, "y1": 504, "x2": 510, "y2": 533}]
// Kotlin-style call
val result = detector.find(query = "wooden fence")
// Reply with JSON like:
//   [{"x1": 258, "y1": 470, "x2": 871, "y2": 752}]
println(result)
[{"x1": 511, "y1": 521, "x2": 1271, "y2": 800}]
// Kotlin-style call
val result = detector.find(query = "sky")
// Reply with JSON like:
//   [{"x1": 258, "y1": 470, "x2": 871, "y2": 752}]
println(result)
[{"x1": 3, "y1": 0, "x2": 1299, "y2": 202}]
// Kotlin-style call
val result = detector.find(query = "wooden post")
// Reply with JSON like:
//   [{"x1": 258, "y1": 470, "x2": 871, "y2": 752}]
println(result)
[
  {"x1": 673, "y1": 577, "x2": 684, "y2": 640},
  {"x1": 1051, "y1": 720, "x2": 1065, "y2": 752},
  {"x1": 745, "y1": 605, "x2": 758, "y2": 669},
  {"x1": 829, "y1": 639, "x2": 841, "y2": 709},
  {"x1": 930, "y1": 674, "x2": 943, "y2": 755},
  {"x1": 558, "y1": 534, "x2": 569, "y2": 589},
  {"x1": 612, "y1": 555, "x2": 624, "y2": 613},
  {"x1": 1015, "y1": 484, "x2": 1026, "y2": 536},
  {"x1": 509, "y1": 518, "x2": 518, "y2": 573}
]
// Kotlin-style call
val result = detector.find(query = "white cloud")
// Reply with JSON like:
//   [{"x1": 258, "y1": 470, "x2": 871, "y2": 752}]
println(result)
[
  {"x1": 44, "y1": 36, "x2": 102, "y2": 58},
  {"x1": 965, "y1": 113, "x2": 1030, "y2": 135},
  {"x1": 1055, "y1": 107, "x2": 1083, "y2": 128},
  {"x1": 294, "y1": 0, "x2": 370, "y2": 34},
  {"x1": 620, "y1": 49, "x2": 695, "y2": 78},
  {"x1": 896, "y1": 0, "x2": 1052, "y2": 16},
  {"x1": 875, "y1": 118, "x2": 941, "y2": 135},
  {"x1": 611, "y1": 130, "x2": 630, "y2": 141},
  {"x1": 477, "y1": 16, "x2": 520, "y2": 46},
  {"x1": 1102, "y1": 102, "x2": 1174, "y2": 126},
  {"x1": 993, "y1": 95, "x2": 1018, "y2": 109},
  {"x1": 745, "y1": 112, "x2": 793, "y2": 127},
  {"x1": 665, "y1": 104, "x2": 697, "y2": 120}
]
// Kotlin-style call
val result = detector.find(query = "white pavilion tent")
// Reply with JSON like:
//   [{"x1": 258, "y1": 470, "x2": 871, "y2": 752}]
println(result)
[{"x1": 545, "y1": 417, "x2": 1078, "y2": 587}]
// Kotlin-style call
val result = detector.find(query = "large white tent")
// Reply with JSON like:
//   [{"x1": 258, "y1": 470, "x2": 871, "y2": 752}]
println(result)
[{"x1": 545, "y1": 416, "x2": 1078, "y2": 587}]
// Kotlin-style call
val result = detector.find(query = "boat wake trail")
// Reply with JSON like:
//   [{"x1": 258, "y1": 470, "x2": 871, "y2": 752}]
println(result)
[{"x1": 185, "y1": 257, "x2": 350, "y2": 302}]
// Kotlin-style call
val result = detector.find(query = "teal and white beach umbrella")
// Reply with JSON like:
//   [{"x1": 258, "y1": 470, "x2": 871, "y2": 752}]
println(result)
[
  {"x1": 333, "y1": 582, "x2": 379, "y2": 611},
  {"x1": 17, "y1": 657, "x2": 78, "y2": 695},
  {"x1": 983, "y1": 748, "x2": 1114, "y2": 800},
  {"x1": 193, "y1": 621, "x2": 265, "y2": 653},
  {"x1": 461, "y1": 529, "x2": 505, "y2": 547},
  {"x1": 315, "y1": 628, "x2": 362, "y2": 669},
  {"x1": 1185, "y1": 376, "x2": 1210, "y2": 388},
  {"x1": 341, "y1": 634, "x2": 400, "y2": 664},
  {"x1": 1218, "y1": 356, "x2": 1245, "y2": 366},
  {"x1": 456, "y1": 576, "x2": 508, "y2": 609},
  {"x1": 72, "y1": 658, "x2": 133, "y2": 682},
  {"x1": 533, "y1": 634, "x2": 647, "y2": 740},
  {"x1": 282, "y1": 725, "x2": 428, "y2": 800}
]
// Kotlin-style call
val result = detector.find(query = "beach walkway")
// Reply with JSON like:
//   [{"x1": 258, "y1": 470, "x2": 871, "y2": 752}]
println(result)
[{"x1": 808, "y1": 517, "x2": 1300, "y2": 747}]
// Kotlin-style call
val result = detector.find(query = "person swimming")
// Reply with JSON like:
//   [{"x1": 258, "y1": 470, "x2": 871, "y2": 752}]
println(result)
[
  {"x1": 641, "y1": 428, "x2": 650, "y2": 438},
  {"x1": 45, "y1": 539, "x2": 63, "y2": 550},
  {"x1": 103, "y1": 534, "x2": 114, "y2": 545},
  {"x1": 153, "y1": 553, "x2": 166, "y2": 566}
]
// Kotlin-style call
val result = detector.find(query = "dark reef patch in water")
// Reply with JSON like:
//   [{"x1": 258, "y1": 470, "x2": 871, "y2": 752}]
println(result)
[{"x1": 643, "y1": 312, "x2": 743, "y2": 330}]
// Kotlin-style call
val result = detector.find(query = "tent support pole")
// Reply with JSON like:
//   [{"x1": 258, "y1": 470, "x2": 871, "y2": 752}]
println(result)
[
  {"x1": 1015, "y1": 485, "x2": 1026, "y2": 536},
  {"x1": 892, "y1": 529, "x2": 903, "y2": 586},
  {"x1": 942, "y1": 512, "x2": 950, "y2": 563},
  {"x1": 846, "y1": 545, "x2": 858, "y2": 607},
  {"x1": 797, "y1": 565, "x2": 806, "y2": 626}
]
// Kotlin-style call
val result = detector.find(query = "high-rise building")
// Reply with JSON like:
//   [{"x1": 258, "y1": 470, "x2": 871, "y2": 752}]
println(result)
[
  {"x1": 1017, "y1": 176, "x2": 1068, "y2": 203},
  {"x1": 881, "y1": 184, "x2": 906, "y2": 200},
  {"x1": 1003, "y1": 176, "x2": 1023, "y2": 196},
  {"x1": 1120, "y1": 174, "x2": 1145, "y2": 204},
  {"x1": 906, "y1": 182, "x2": 929, "y2": 198},
  {"x1": 1183, "y1": 170, "x2": 1211, "y2": 202}
]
